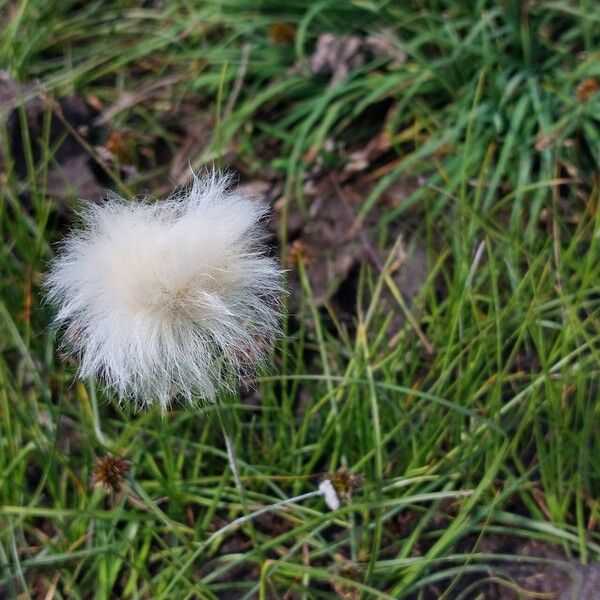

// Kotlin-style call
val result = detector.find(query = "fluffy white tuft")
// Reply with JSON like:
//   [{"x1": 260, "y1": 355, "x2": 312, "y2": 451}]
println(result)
[
  {"x1": 46, "y1": 173, "x2": 283, "y2": 410},
  {"x1": 318, "y1": 479, "x2": 340, "y2": 511}
]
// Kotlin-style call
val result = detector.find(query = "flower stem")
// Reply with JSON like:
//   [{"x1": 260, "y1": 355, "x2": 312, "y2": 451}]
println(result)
[
  {"x1": 202, "y1": 489, "x2": 323, "y2": 550},
  {"x1": 223, "y1": 429, "x2": 244, "y2": 502},
  {"x1": 216, "y1": 408, "x2": 260, "y2": 551},
  {"x1": 214, "y1": 407, "x2": 334, "y2": 557}
]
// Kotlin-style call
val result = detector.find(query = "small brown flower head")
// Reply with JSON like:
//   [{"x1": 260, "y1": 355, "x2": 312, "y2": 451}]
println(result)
[
  {"x1": 576, "y1": 78, "x2": 599, "y2": 103},
  {"x1": 331, "y1": 554, "x2": 362, "y2": 600},
  {"x1": 329, "y1": 467, "x2": 363, "y2": 504},
  {"x1": 91, "y1": 454, "x2": 131, "y2": 493},
  {"x1": 269, "y1": 21, "x2": 296, "y2": 45},
  {"x1": 105, "y1": 130, "x2": 132, "y2": 164},
  {"x1": 286, "y1": 239, "x2": 314, "y2": 268}
]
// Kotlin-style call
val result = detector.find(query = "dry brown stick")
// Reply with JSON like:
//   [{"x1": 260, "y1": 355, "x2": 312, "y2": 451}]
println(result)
[
  {"x1": 94, "y1": 74, "x2": 184, "y2": 125},
  {"x1": 329, "y1": 174, "x2": 435, "y2": 357},
  {"x1": 42, "y1": 92, "x2": 133, "y2": 198}
]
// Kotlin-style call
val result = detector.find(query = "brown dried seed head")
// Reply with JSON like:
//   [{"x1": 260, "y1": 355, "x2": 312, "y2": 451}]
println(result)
[
  {"x1": 269, "y1": 22, "x2": 296, "y2": 45},
  {"x1": 105, "y1": 130, "x2": 132, "y2": 163},
  {"x1": 329, "y1": 467, "x2": 363, "y2": 504},
  {"x1": 576, "y1": 78, "x2": 599, "y2": 103},
  {"x1": 286, "y1": 240, "x2": 314, "y2": 268},
  {"x1": 91, "y1": 454, "x2": 131, "y2": 493},
  {"x1": 332, "y1": 555, "x2": 362, "y2": 600}
]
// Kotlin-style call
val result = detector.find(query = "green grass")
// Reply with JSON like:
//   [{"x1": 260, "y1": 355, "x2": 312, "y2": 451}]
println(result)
[{"x1": 1, "y1": 0, "x2": 600, "y2": 597}]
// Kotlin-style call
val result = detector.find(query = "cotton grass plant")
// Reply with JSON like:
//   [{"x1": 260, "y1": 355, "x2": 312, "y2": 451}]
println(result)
[
  {"x1": 46, "y1": 172, "x2": 282, "y2": 411},
  {"x1": 46, "y1": 171, "x2": 339, "y2": 526}
]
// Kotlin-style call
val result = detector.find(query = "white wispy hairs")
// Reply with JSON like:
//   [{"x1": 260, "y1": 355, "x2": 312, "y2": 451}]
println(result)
[{"x1": 46, "y1": 173, "x2": 283, "y2": 410}]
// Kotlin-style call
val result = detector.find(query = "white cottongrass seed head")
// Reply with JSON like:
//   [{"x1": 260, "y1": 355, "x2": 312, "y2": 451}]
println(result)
[
  {"x1": 318, "y1": 479, "x2": 340, "y2": 511},
  {"x1": 46, "y1": 172, "x2": 283, "y2": 410}
]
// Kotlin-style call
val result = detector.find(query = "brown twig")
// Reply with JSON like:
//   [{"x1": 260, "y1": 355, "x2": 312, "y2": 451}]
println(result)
[
  {"x1": 41, "y1": 92, "x2": 133, "y2": 198},
  {"x1": 329, "y1": 174, "x2": 435, "y2": 357}
]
